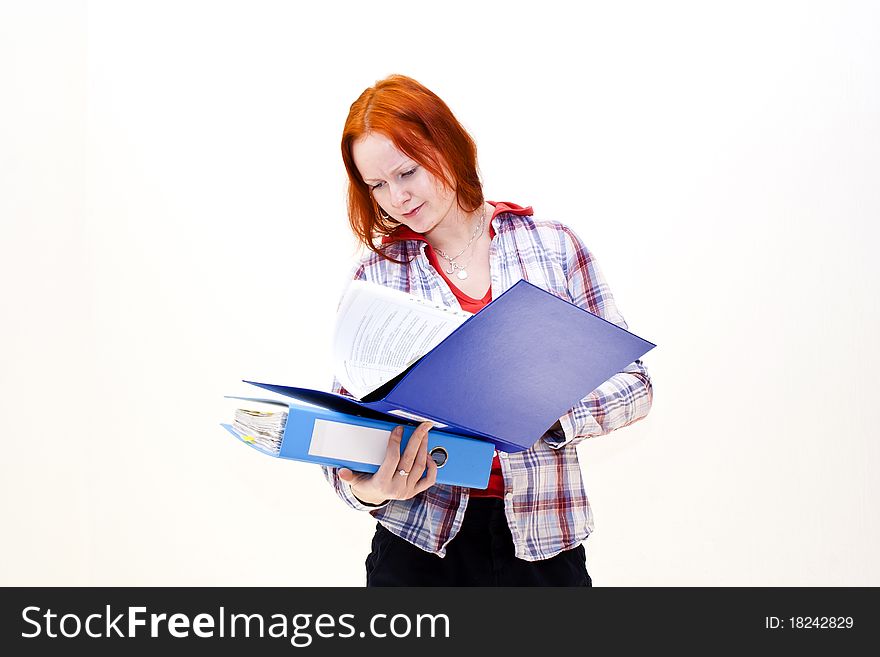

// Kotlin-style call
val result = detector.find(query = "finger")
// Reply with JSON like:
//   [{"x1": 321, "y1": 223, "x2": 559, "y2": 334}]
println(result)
[
  {"x1": 397, "y1": 422, "x2": 432, "y2": 479},
  {"x1": 407, "y1": 434, "x2": 430, "y2": 487},
  {"x1": 413, "y1": 455, "x2": 438, "y2": 495},
  {"x1": 374, "y1": 426, "x2": 405, "y2": 480},
  {"x1": 338, "y1": 468, "x2": 366, "y2": 486}
]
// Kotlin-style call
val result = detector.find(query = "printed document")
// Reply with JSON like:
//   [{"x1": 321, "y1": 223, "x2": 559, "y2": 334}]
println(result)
[{"x1": 332, "y1": 280, "x2": 471, "y2": 399}]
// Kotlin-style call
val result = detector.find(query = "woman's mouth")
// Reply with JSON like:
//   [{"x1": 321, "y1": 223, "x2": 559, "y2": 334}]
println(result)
[{"x1": 402, "y1": 203, "x2": 424, "y2": 219}]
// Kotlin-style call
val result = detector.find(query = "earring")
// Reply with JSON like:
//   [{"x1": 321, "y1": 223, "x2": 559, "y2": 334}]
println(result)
[{"x1": 378, "y1": 207, "x2": 391, "y2": 220}]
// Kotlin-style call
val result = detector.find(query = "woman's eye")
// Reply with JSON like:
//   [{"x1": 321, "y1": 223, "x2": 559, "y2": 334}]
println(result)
[{"x1": 369, "y1": 167, "x2": 415, "y2": 190}]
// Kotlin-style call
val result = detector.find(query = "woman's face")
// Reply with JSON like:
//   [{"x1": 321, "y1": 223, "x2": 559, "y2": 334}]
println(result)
[{"x1": 352, "y1": 132, "x2": 458, "y2": 235}]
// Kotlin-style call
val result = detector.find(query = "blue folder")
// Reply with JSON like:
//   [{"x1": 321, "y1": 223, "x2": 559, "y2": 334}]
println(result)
[
  {"x1": 246, "y1": 279, "x2": 656, "y2": 454},
  {"x1": 222, "y1": 397, "x2": 494, "y2": 489}
]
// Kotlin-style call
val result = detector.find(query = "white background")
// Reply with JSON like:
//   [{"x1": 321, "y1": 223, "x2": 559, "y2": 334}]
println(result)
[{"x1": 2, "y1": 0, "x2": 878, "y2": 586}]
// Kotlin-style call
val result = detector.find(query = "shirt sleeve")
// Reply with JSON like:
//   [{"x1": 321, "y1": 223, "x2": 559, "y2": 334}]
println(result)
[
  {"x1": 541, "y1": 226, "x2": 654, "y2": 449},
  {"x1": 321, "y1": 263, "x2": 391, "y2": 512}
]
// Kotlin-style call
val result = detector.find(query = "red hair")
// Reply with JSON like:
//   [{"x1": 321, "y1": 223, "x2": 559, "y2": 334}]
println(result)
[{"x1": 341, "y1": 74, "x2": 483, "y2": 260}]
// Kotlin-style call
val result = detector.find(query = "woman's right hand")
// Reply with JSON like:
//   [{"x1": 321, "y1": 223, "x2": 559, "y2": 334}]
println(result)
[{"x1": 337, "y1": 421, "x2": 438, "y2": 505}]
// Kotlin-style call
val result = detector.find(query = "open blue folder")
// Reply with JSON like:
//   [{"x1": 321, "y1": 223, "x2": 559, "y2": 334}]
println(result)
[
  {"x1": 246, "y1": 279, "x2": 655, "y2": 454},
  {"x1": 222, "y1": 397, "x2": 494, "y2": 489}
]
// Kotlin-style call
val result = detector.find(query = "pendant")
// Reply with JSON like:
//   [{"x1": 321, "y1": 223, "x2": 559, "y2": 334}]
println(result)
[
  {"x1": 457, "y1": 269, "x2": 469, "y2": 280},
  {"x1": 445, "y1": 263, "x2": 456, "y2": 275}
]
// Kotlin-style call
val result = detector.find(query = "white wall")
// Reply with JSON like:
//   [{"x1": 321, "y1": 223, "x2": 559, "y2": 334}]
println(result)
[{"x1": 2, "y1": 0, "x2": 878, "y2": 585}]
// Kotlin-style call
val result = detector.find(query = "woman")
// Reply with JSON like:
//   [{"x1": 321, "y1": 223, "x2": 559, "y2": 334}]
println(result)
[{"x1": 323, "y1": 74, "x2": 653, "y2": 586}]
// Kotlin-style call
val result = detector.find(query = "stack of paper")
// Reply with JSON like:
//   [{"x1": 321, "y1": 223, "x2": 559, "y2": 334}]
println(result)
[
  {"x1": 227, "y1": 398, "x2": 288, "y2": 456},
  {"x1": 333, "y1": 280, "x2": 471, "y2": 399}
]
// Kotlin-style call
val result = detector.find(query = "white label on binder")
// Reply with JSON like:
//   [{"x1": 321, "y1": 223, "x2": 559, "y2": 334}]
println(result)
[
  {"x1": 309, "y1": 419, "x2": 389, "y2": 465},
  {"x1": 387, "y1": 409, "x2": 448, "y2": 428}
]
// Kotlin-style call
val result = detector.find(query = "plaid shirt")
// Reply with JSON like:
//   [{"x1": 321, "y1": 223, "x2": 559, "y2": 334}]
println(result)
[{"x1": 323, "y1": 202, "x2": 653, "y2": 561}]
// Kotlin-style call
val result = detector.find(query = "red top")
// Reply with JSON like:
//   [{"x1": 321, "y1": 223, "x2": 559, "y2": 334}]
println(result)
[{"x1": 381, "y1": 202, "x2": 535, "y2": 498}]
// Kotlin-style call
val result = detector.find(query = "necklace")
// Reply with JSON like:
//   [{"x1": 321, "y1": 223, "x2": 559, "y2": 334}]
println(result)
[{"x1": 434, "y1": 207, "x2": 486, "y2": 280}]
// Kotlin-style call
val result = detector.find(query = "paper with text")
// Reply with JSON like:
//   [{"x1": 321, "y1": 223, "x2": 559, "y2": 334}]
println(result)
[{"x1": 333, "y1": 280, "x2": 471, "y2": 399}]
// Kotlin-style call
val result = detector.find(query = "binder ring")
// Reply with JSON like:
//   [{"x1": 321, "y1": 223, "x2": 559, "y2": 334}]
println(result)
[{"x1": 429, "y1": 447, "x2": 448, "y2": 468}]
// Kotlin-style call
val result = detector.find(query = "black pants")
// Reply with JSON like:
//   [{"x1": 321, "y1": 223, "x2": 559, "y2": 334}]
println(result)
[{"x1": 365, "y1": 497, "x2": 592, "y2": 586}]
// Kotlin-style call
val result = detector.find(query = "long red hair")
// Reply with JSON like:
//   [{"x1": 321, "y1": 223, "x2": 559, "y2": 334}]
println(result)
[{"x1": 341, "y1": 74, "x2": 483, "y2": 260}]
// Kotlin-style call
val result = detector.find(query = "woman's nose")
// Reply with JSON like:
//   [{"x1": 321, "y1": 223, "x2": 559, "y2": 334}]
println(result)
[{"x1": 389, "y1": 183, "x2": 410, "y2": 208}]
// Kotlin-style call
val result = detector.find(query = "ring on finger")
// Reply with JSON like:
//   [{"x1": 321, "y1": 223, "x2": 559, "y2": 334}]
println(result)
[{"x1": 398, "y1": 469, "x2": 409, "y2": 477}]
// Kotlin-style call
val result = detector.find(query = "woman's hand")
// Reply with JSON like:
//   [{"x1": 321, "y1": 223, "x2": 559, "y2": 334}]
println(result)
[{"x1": 337, "y1": 421, "x2": 438, "y2": 505}]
